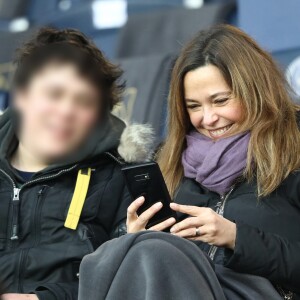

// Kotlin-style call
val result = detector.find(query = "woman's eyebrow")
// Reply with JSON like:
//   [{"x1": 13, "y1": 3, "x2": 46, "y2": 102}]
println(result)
[
  {"x1": 185, "y1": 91, "x2": 231, "y2": 103},
  {"x1": 209, "y1": 91, "x2": 231, "y2": 99},
  {"x1": 185, "y1": 98, "x2": 199, "y2": 103}
]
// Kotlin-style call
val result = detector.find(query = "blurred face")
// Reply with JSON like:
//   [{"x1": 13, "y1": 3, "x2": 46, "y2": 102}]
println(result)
[
  {"x1": 14, "y1": 62, "x2": 101, "y2": 162},
  {"x1": 184, "y1": 64, "x2": 243, "y2": 140}
]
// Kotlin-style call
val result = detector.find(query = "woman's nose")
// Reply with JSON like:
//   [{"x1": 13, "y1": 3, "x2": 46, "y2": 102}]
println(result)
[{"x1": 202, "y1": 109, "x2": 219, "y2": 126}]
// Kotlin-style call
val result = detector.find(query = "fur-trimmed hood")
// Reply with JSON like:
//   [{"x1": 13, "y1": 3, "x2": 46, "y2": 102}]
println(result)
[{"x1": 117, "y1": 123, "x2": 155, "y2": 163}]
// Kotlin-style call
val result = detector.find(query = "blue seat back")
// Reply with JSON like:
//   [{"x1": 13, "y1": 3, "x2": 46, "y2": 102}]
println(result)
[{"x1": 238, "y1": 0, "x2": 300, "y2": 52}]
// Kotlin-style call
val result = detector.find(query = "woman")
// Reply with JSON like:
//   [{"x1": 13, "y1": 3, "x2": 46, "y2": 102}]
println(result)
[
  {"x1": 79, "y1": 25, "x2": 300, "y2": 300},
  {"x1": 0, "y1": 27, "x2": 153, "y2": 300}
]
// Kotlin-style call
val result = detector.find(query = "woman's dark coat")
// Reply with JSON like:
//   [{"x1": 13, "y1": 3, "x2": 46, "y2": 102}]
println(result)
[{"x1": 175, "y1": 173, "x2": 300, "y2": 299}]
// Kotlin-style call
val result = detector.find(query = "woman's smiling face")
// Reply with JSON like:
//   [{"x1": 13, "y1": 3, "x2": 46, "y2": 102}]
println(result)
[{"x1": 184, "y1": 64, "x2": 244, "y2": 139}]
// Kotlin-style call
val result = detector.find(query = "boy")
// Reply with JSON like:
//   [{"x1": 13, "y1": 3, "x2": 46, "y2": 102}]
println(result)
[{"x1": 0, "y1": 27, "x2": 133, "y2": 300}]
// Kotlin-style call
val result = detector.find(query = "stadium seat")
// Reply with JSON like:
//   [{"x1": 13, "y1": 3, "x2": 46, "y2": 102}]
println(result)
[
  {"x1": 237, "y1": 0, "x2": 300, "y2": 52},
  {"x1": 0, "y1": 29, "x2": 37, "y2": 63},
  {"x1": 92, "y1": 29, "x2": 120, "y2": 59},
  {"x1": 0, "y1": 0, "x2": 29, "y2": 20},
  {"x1": 28, "y1": 0, "x2": 93, "y2": 23},
  {"x1": 116, "y1": 2, "x2": 235, "y2": 58},
  {"x1": 270, "y1": 48, "x2": 300, "y2": 104},
  {"x1": 0, "y1": 0, "x2": 30, "y2": 31},
  {"x1": 285, "y1": 54, "x2": 300, "y2": 104},
  {"x1": 272, "y1": 48, "x2": 300, "y2": 70},
  {"x1": 114, "y1": 53, "x2": 176, "y2": 143},
  {"x1": 0, "y1": 91, "x2": 9, "y2": 114},
  {"x1": 127, "y1": 0, "x2": 184, "y2": 15},
  {"x1": 26, "y1": 1, "x2": 186, "y2": 58},
  {"x1": 0, "y1": 29, "x2": 36, "y2": 110}
]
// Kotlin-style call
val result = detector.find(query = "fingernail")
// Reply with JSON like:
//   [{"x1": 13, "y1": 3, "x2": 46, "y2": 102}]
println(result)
[
  {"x1": 170, "y1": 227, "x2": 176, "y2": 233},
  {"x1": 137, "y1": 197, "x2": 144, "y2": 204},
  {"x1": 170, "y1": 203, "x2": 176, "y2": 208},
  {"x1": 155, "y1": 202, "x2": 163, "y2": 208}
]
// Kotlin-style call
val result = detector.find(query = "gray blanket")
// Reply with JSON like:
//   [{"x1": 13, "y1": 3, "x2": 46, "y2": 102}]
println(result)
[{"x1": 79, "y1": 231, "x2": 281, "y2": 300}]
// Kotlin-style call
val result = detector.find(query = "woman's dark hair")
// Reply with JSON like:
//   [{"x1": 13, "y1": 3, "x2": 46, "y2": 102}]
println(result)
[{"x1": 13, "y1": 27, "x2": 124, "y2": 111}]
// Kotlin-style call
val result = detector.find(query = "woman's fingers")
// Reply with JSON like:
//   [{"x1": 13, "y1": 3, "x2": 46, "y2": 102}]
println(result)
[
  {"x1": 127, "y1": 196, "x2": 145, "y2": 223},
  {"x1": 148, "y1": 217, "x2": 177, "y2": 231},
  {"x1": 137, "y1": 202, "x2": 163, "y2": 227},
  {"x1": 170, "y1": 203, "x2": 200, "y2": 217},
  {"x1": 174, "y1": 225, "x2": 210, "y2": 241},
  {"x1": 172, "y1": 227, "x2": 200, "y2": 238},
  {"x1": 170, "y1": 217, "x2": 201, "y2": 233}
]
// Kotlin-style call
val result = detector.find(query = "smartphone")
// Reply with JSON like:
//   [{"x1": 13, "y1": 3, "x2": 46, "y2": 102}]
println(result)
[{"x1": 121, "y1": 162, "x2": 177, "y2": 229}]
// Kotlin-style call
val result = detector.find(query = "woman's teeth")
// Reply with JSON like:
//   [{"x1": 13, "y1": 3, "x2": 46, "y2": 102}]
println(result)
[{"x1": 209, "y1": 125, "x2": 232, "y2": 137}]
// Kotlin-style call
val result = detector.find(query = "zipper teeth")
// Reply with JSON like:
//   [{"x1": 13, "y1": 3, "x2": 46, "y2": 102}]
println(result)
[
  {"x1": 105, "y1": 151, "x2": 125, "y2": 165},
  {"x1": 0, "y1": 164, "x2": 78, "y2": 190},
  {"x1": 208, "y1": 186, "x2": 235, "y2": 260},
  {"x1": 0, "y1": 164, "x2": 79, "y2": 292},
  {"x1": 276, "y1": 285, "x2": 294, "y2": 300},
  {"x1": 0, "y1": 169, "x2": 16, "y2": 188},
  {"x1": 21, "y1": 164, "x2": 78, "y2": 188},
  {"x1": 34, "y1": 186, "x2": 46, "y2": 245},
  {"x1": 0, "y1": 164, "x2": 78, "y2": 241}
]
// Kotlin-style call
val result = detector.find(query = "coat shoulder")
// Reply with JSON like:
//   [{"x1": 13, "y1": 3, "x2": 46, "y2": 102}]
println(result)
[{"x1": 276, "y1": 170, "x2": 300, "y2": 206}]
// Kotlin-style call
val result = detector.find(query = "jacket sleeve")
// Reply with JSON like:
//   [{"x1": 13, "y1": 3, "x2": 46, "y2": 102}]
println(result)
[
  {"x1": 32, "y1": 282, "x2": 78, "y2": 300},
  {"x1": 93, "y1": 163, "x2": 132, "y2": 238},
  {"x1": 110, "y1": 176, "x2": 132, "y2": 238},
  {"x1": 224, "y1": 221, "x2": 300, "y2": 293}
]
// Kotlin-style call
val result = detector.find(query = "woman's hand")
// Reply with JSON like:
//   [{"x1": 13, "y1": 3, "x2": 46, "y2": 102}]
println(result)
[
  {"x1": 1, "y1": 294, "x2": 38, "y2": 300},
  {"x1": 127, "y1": 197, "x2": 176, "y2": 233},
  {"x1": 170, "y1": 203, "x2": 236, "y2": 249}
]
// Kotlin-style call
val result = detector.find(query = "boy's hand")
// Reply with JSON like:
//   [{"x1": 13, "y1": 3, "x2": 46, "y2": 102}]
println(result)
[{"x1": 127, "y1": 196, "x2": 176, "y2": 233}]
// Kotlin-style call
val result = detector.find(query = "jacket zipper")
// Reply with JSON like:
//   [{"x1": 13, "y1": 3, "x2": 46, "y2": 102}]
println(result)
[
  {"x1": 104, "y1": 151, "x2": 125, "y2": 165},
  {"x1": 17, "y1": 248, "x2": 29, "y2": 293},
  {"x1": 0, "y1": 152, "x2": 118, "y2": 291},
  {"x1": 0, "y1": 165, "x2": 78, "y2": 293},
  {"x1": 0, "y1": 164, "x2": 78, "y2": 241},
  {"x1": 205, "y1": 184, "x2": 294, "y2": 300},
  {"x1": 34, "y1": 186, "x2": 47, "y2": 245},
  {"x1": 18, "y1": 187, "x2": 47, "y2": 293},
  {"x1": 207, "y1": 186, "x2": 235, "y2": 261},
  {"x1": 0, "y1": 151, "x2": 119, "y2": 241},
  {"x1": 11, "y1": 187, "x2": 21, "y2": 240},
  {"x1": 276, "y1": 285, "x2": 294, "y2": 300}
]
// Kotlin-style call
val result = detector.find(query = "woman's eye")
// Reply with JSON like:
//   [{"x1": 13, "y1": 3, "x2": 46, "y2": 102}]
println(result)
[
  {"x1": 186, "y1": 104, "x2": 201, "y2": 110},
  {"x1": 214, "y1": 98, "x2": 229, "y2": 105}
]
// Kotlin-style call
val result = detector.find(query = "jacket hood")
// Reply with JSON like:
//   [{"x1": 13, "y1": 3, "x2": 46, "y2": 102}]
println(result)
[{"x1": 0, "y1": 108, "x2": 155, "y2": 174}]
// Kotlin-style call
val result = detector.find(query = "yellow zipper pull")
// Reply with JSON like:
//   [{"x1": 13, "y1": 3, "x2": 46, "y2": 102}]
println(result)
[{"x1": 64, "y1": 168, "x2": 92, "y2": 230}]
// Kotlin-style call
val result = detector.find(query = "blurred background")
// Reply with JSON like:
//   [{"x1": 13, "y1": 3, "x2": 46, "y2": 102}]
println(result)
[{"x1": 0, "y1": 0, "x2": 300, "y2": 143}]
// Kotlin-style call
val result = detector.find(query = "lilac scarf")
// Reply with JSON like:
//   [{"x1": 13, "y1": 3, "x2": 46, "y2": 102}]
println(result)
[{"x1": 182, "y1": 130, "x2": 250, "y2": 195}]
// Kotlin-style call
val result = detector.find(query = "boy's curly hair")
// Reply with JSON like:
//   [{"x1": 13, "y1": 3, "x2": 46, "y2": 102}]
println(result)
[{"x1": 13, "y1": 27, "x2": 124, "y2": 111}]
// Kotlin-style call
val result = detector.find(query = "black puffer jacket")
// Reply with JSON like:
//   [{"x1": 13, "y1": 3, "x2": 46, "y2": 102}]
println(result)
[
  {"x1": 0, "y1": 109, "x2": 132, "y2": 300},
  {"x1": 175, "y1": 174, "x2": 300, "y2": 299}
]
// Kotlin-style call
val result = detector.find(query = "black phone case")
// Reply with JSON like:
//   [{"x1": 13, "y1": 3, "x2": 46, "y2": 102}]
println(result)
[{"x1": 121, "y1": 162, "x2": 177, "y2": 228}]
